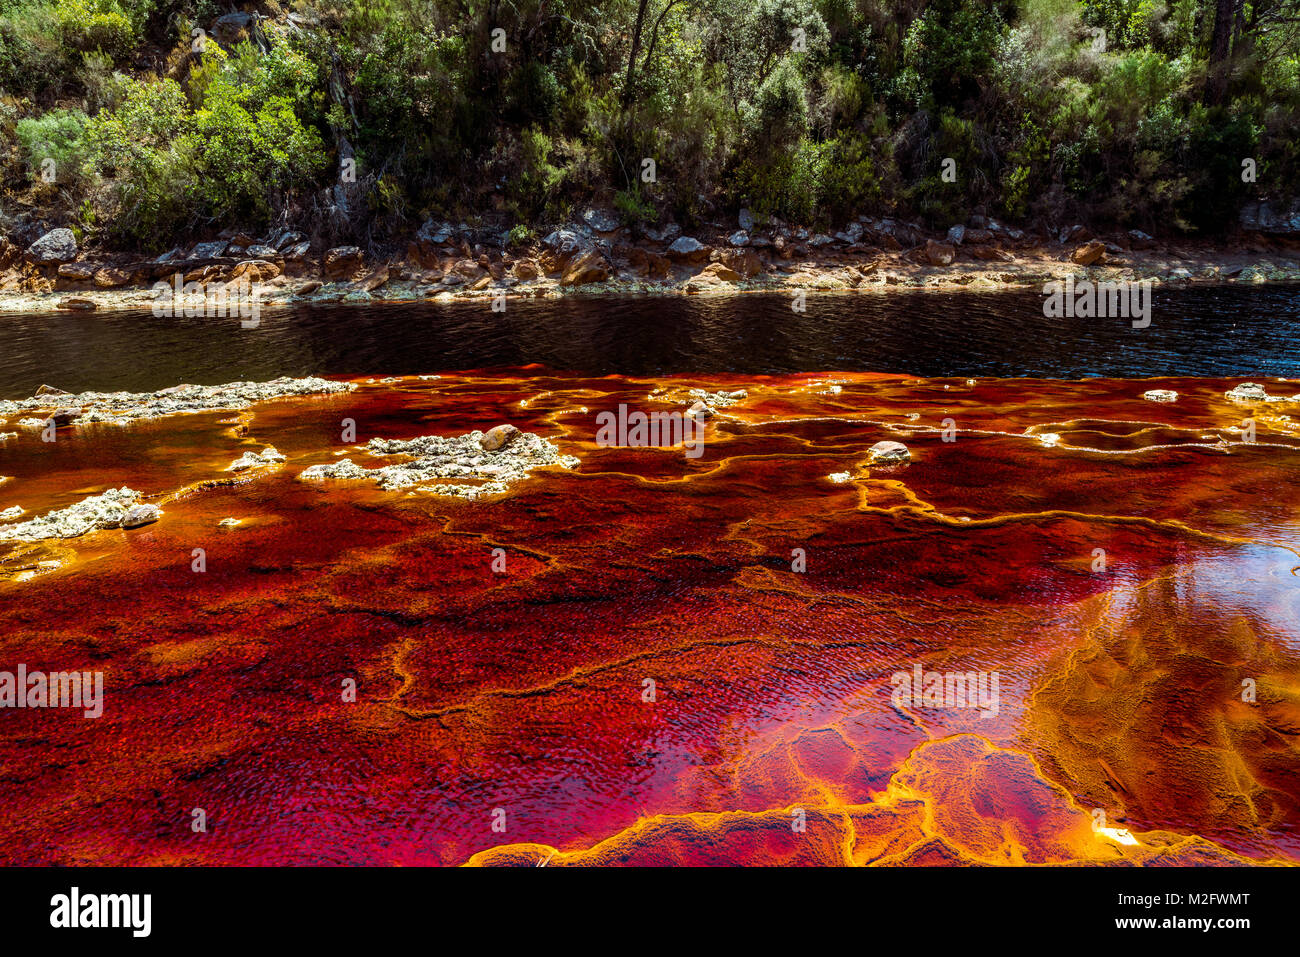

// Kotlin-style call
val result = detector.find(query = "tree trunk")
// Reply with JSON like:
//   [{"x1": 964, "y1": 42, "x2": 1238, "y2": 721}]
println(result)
[
  {"x1": 1205, "y1": 0, "x2": 1235, "y2": 103},
  {"x1": 622, "y1": 0, "x2": 651, "y2": 105}
]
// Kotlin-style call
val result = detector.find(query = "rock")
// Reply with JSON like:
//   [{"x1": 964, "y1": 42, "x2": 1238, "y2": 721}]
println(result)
[
  {"x1": 217, "y1": 517, "x2": 241, "y2": 528},
  {"x1": 1070, "y1": 241, "x2": 1106, "y2": 266},
  {"x1": 728, "y1": 230, "x2": 750, "y2": 247},
  {"x1": 1239, "y1": 201, "x2": 1300, "y2": 237},
  {"x1": 968, "y1": 246, "x2": 1012, "y2": 262},
  {"x1": 561, "y1": 250, "x2": 610, "y2": 285},
  {"x1": 93, "y1": 266, "x2": 131, "y2": 288},
  {"x1": 0, "y1": 486, "x2": 140, "y2": 541},
  {"x1": 34, "y1": 384, "x2": 69, "y2": 397},
  {"x1": 582, "y1": 208, "x2": 621, "y2": 233},
  {"x1": 417, "y1": 219, "x2": 454, "y2": 246},
  {"x1": 964, "y1": 228, "x2": 993, "y2": 245},
  {"x1": 0, "y1": 506, "x2": 24, "y2": 521},
  {"x1": 696, "y1": 262, "x2": 741, "y2": 282},
  {"x1": 667, "y1": 236, "x2": 710, "y2": 262},
  {"x1": 187, "y1": 240, "x2": 228, "y2": 260},
  {"x1": 295, "y1": 280, "x2": 322, "y2": 295},
  {"x1": 738, "y1": 209, "x2": 755, "y2": 232},
  {"x1": 353, "y1": 266, "x2": 390, "y2": 291},
  {"x1": 924, "y1": 241, "x2": 956, "y2": 266},
  {"x1": 1142, "y1": 389, "x2": 1178, "y2": 403},
  {"x1": 1060, "y1": 225, "x2": 1091, "y2": 244},
  {"x1": 1225, "y1": 382, "x2": 1269, "y2": 402},
  {"x1": 229, "y1": 259, "x2": 281, "y2": 282},
  {"x1": 121, "y1": 503, "x2": 161, "y2": 529},
  {"x1": 245, "y1": 244, "x2": 279, "y2": 259},
  {"x1": 539, "y1": 228, "x2": 591, "y2": 273},
  {"x1": 283, "y1": 242, "x2": 311, "y2": 260},
  {"x1": 48, "y1": 408, "x2": 81, "y2": 425},
  {"x1": 212, "y1": 11, "x2": 255, "y2": 46},
  {"x1": 301, "y1": 428, "x2": 577, "y2": 499},
  {"x1": 226, "y1": 447, "x2": 286, "y2": 472},
  {"x1": 273, "y1": 230, "x2": 306, "y2": 251},
  {"x1": 479, "y1": 424, "x2": 520, "y2": 452},
  {"x1": 644, "y1": 223, "x2": 681, "y2": 243},
  {"x1": 512, "y1": 259, "x2": 539, "y2": 280},
  {"x1": 323, "y1": 246, "x2": 363, "y2": 278},
  {"x1": 867, "y1": 440, "x2": 910, "y2": 465},
  {"x1": 56, "y1": 298, "x2": 96, "y2": 310},
  {"x1": 25, "y1": 228, "x2": 78, "y2": 265},
  {"x1": 57, "y1": 262, "x2": 96, "y2": 282},
  {"x1": 687, "y1": 400, "x2": 713, "y2": 419},
  {"x1": 715, "y1": 248, "x2": 762, "y2": 278},
  {"x1": 1128, "y1": 229, "x2": 1156, "y2": 250},
  {"x1": 946, "y1": 225, "x2": 966, "y2": 246}
]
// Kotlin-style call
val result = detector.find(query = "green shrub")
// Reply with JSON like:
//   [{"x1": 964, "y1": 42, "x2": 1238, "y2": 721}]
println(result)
[{"x1": 16, "y1": 107, "x2": 90, "y2": 186}]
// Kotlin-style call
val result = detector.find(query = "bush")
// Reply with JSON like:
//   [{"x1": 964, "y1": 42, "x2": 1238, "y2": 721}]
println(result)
[{"x1": 16, "y1": 108, "x2": 90, "y2": 187}]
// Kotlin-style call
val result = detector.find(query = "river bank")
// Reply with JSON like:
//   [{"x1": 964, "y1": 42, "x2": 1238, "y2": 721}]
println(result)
[{"x1": 4, "y1": 216, "x2": 1300, "y2": 314}]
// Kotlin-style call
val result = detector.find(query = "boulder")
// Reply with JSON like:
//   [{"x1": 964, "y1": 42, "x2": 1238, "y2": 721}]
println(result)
[
  {"x1": 738, "y1": 208, "x2": 755, "y2": 232},
  {"x1": 1127, "y1": 229, "x2": 1156, "y2": 250},
  {"x1": 229, "y1": 259, "x2": 281, "y2": 282},
  {"x1": 55, "y1": 298, "x2": 96, "y2": 311},
  {"x1": 212, "y1": 11, "x2": 255, "y2": 46},
  {"x1": 122, "y1": 503, "x2": 161, "y2": 529},
  {"x1": 323, "y1": 246, "x2": 363, "y2": 279},
  {"x1": 728, "y1": 230, "x2": 750, "y2": 247},
  {"x1": 56, "y1": 262, "x2": 96, "y2": 283},
  {"x1": 696, "y1": 262, "x2": 741, "y2": 282},
  {"x1": 561, "y1": 250, "x2": 610, "y2": 285},
  {"x1": 512, "y1": 259, "x2": 540, "y2": 280},
  {"x1": 1239, "y1": 201, "x2": 1300, "y2": 237},
  {"x1": 25, "y1": 228, "x2": 77, "y2": 265},
  {"x1": 1070, "y1": 241, "x2": 1106, "y2": 266},
  {"x1": 867, "y1": 440, "x2": 910, "y2": 465},
  {"x1": 582, "y1": 207, "x2": 621, "y2": 233},
  {"x1": 924, "y1": 240, "x2": 956, "y2": 266},
  {"x1": 644, "y1": 223, "x2": 681, "y2": 243},
  {"x1": 479, "y1": 424, "x2": 520, "y2": 452},
  {"x1": 667, "y1": 236, "x2": 710, "y2": 263},
  {"x1": 946, "y1": 225, "x2": 966, "y2": 246},
  {"x1": 273, "y1": 230, "x2": 306, "y2": 251},
  {"x1": 715, "y1": 248, "x2": 762, "y2": 278},
  {"x1": 93, "y1": 266, "x2": 131, "y2": 288},
  {"x1": 1059, "y1": 224, "x2": 1091, "y2": 244},
  {"x1": 187, "y1": 240, "x2": 228, "y2": 259}
]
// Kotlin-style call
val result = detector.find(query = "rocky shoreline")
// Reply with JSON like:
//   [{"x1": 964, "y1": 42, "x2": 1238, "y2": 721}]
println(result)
[{"x1": 3, "y1": 213, "x2": 1299, "y2": 314}]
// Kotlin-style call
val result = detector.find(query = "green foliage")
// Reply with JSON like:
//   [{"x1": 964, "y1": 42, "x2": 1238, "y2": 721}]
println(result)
[
  {"x1": 56, "y1": 0, "x2": 137, "y2": 62},
  {"x1": 189, "y1": 42, "x2": 328, "y2": 224},
  {"x1": 16, "y1": 108, "x2": 90, "y2": 185},
  {"x1": 3, "y1": 0, "x2": 1298, "y2": 245},
  {"x1": 86, "y1": 76, "x2": 197, "y2": 245}
]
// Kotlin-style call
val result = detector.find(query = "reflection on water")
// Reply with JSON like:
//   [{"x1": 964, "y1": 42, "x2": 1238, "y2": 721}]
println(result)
[{"x1": 1, "y1": 285, "x2": 1299, "y2": 396}]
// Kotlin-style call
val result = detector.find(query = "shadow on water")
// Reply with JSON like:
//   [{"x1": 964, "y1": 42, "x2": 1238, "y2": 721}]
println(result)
[{"x1": 2, "y1": 285, "x2": 1298, "y2": 395}]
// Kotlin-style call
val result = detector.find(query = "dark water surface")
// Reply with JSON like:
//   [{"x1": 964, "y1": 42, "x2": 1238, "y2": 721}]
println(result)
[{"x1": 2, "y1": 285, "x2": 1298, "y2": 396}]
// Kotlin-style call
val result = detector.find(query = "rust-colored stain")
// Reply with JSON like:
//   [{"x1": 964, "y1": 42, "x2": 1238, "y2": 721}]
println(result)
[{"x1": 1, "y1": 370, "x2": 1297, "y2": 866}]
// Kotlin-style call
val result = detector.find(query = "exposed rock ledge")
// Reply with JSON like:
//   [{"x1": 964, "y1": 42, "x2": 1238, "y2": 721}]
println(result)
[
  {"x1": 0, "y1": 376, "x2": 353, "y2": 424},
  {"x1": 299, "y1": 427, "x2": 578, "y2": 499}
]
